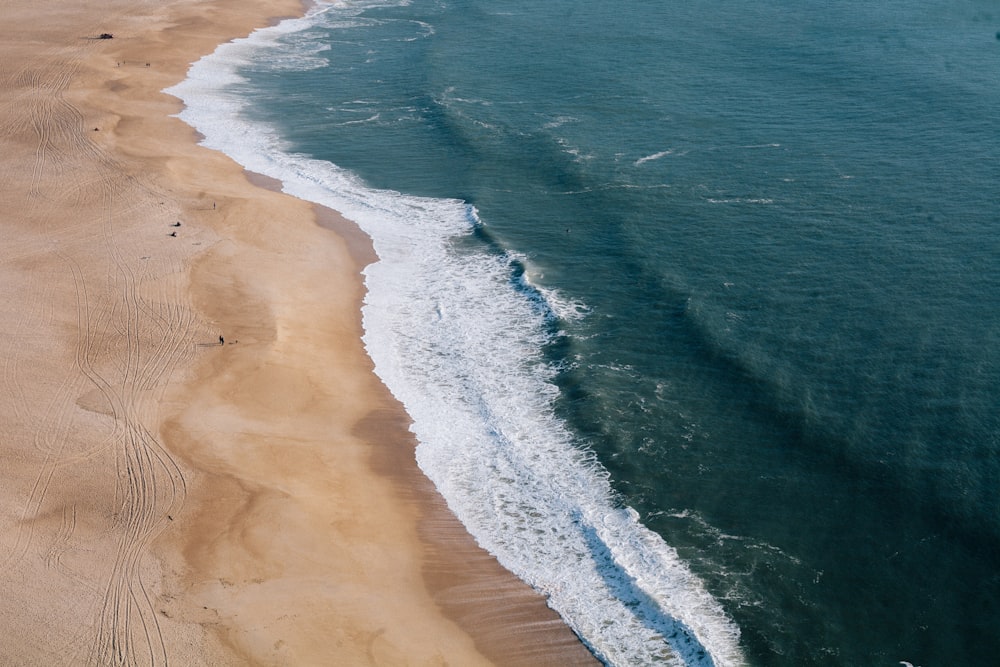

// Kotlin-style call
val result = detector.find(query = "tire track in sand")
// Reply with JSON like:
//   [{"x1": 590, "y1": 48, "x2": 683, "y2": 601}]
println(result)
[
  {"x1": 85, "y1": 135, "x2": 196, "y2": 667},
  {"x1": 1, "y1": 28, "x2": 200, "y2": 666}
]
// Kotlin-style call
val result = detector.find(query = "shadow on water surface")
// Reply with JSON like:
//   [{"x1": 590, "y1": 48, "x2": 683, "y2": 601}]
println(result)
[{"x1": 576, "y1": 516, "x2": 716, "y2": 667}]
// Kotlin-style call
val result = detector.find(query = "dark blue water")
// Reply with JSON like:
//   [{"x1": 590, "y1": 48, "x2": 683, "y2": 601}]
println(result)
[{"x1": 173, "y1": 0, "x2": 1000, "y2": 663}]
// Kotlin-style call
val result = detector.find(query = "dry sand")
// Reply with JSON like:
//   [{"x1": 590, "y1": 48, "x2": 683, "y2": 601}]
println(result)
[{"x1": 0, "y1": 0, "x2": 598, "y2": 664}]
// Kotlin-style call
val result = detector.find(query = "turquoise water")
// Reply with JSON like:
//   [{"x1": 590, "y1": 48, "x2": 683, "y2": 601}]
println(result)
[{"x1": 170, "y1": 0, "x2": 1000, "y2": 664}]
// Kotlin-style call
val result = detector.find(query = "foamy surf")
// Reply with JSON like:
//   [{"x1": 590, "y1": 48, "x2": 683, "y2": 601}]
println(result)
[{"x1": 166, "y1": 4, "x2": 746, "y2": 665}]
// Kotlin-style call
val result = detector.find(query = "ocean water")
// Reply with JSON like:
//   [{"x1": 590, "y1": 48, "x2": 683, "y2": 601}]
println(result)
[{"x1": 167, "y1": 0, "x2": 1000, "y2": 664}]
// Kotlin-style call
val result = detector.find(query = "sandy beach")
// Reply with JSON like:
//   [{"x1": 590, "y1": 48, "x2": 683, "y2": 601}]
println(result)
[{"x1": 0, "y1": 0, "x2": 597, "y2": 664}]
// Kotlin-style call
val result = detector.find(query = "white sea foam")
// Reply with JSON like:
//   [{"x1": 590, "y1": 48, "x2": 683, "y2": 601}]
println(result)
[
  {"x1": 541, "y1": 114, "x2": 579, "y2": 130},
  {"x1": 166, "y1": 5, "x2": 746, "y2": 665},
  {"x1": 635, "y1": 149, "x2": 675, "y2": 165},
  {"x1": 706, "y1": 198, "x2": 774, "y2": 205}
]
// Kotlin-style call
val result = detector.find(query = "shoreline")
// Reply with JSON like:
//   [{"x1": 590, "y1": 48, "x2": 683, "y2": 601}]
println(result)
[{"x1": 0, "y1": 0, "x2": 596, "y2": 664}]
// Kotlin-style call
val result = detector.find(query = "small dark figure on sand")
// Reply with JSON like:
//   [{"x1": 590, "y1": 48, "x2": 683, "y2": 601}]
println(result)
[
  {"x1": 168, "y1": 231, "x2": 177, "y2": 237},
  {"x1": 219, "y1": 335, "x2": 225, "y2": 345}
]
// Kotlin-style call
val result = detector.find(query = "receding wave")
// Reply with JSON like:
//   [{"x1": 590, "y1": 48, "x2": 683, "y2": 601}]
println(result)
[{"x1": 165, "y1": 6, "x2": 746, "y2": 665}]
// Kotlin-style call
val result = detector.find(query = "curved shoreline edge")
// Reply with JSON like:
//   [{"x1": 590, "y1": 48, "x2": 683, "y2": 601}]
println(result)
[{"x1": 0, "y1": 0, "x2": 596, "y2": 663}]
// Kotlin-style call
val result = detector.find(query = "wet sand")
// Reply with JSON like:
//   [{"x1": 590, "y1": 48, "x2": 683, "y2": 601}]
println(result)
[{"x1": 0, "y1": 0, "x2": 597, "y2": 664}]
